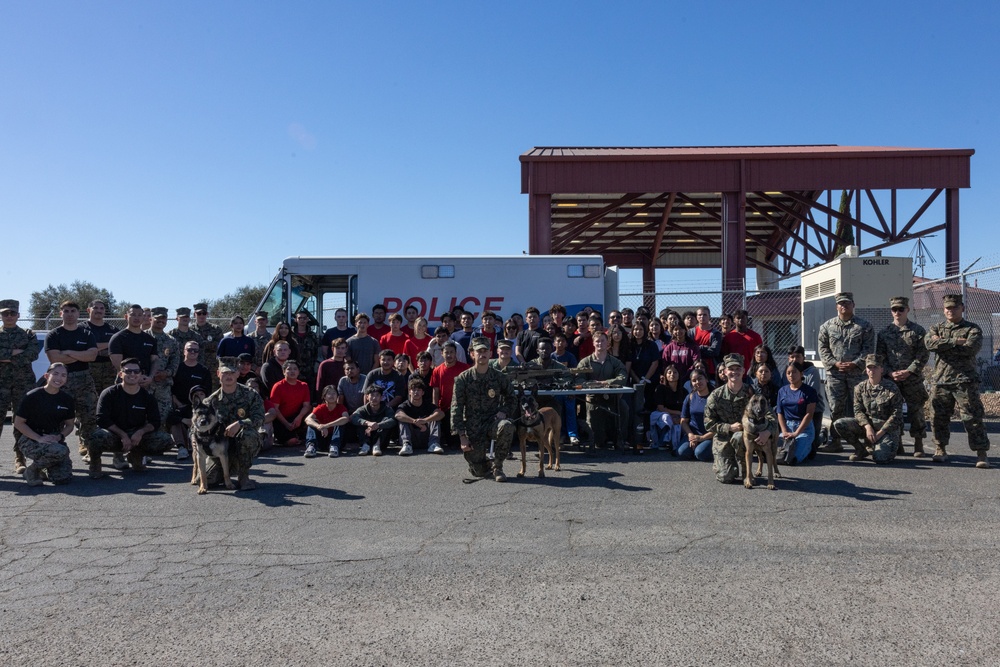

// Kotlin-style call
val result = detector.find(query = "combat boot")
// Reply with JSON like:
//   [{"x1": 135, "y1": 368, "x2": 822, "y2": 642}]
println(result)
[
  {"x1": 848, "y1": 444, "x2": 870, "y2": 462},
  {"x1": 818, "y1": 438, "x2": 843, "y2": 453},
  {"x1": 912, "y1": 436, "x2": 925, "y2": 458},
  {"x1": 127, "y1": 449, "x2": 147, "y2": 472},
  {"x1": 89, "y1": 461, "x2": 103, "y2": 480},
  {"x1": 976, "y1": 451, "x2": 990, "y2": 469},
  {"x1": 14, "y1": 452, "x2": 27, "y2": 475},
  {"x1": 22, "y1": 464, "x2": 43, "y2": 487},
  {"x1": 493, "y1": 463, "x2": 507, "y2": 482},
  {"x1": 931, "y1": 445, "x2": 949, "y2": 463}
]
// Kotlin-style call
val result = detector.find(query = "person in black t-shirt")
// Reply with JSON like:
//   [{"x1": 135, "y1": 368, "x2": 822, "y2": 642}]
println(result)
[
  {"x1": 44, "y1": 301, "x2": 99, "y2": 456},
  {"x1": 394, "y1": 378, "x2": 444, "y2": 455},
  {"x1": 108, "y1": 304, "x2": 158, "y2": 380},
  {"x1": 82, "y1": 299, "x2": 120, "y2": 395},
  {"x1": 14, "y1": 362, "x2": 76, "y2": 485},
  {"x1": 87, "y1": 358, "x2": 173, "y2": 478}
]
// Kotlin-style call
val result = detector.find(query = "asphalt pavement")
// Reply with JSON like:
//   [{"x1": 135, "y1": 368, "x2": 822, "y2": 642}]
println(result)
[{"x1": 1, "y1": 430, "x2": 998, "y2": 667}]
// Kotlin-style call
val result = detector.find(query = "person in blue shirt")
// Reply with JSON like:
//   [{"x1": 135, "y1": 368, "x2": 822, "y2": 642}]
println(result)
[
  {"x1": 678, "y1": 369, "x2": 714, "y2": 461},
  {"x1": 776, "y1": 362, "x2": 819, "y2": 464}
]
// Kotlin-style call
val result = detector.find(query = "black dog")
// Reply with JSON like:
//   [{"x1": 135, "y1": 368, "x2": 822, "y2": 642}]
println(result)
[{"x1": 190, "y1": 402, "x2": 234, "y2": 494}]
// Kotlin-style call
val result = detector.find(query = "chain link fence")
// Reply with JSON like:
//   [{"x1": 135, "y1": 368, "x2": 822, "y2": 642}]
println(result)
[{"x1": 621, "y1": 262, "x2": 1000, "y2": 420}]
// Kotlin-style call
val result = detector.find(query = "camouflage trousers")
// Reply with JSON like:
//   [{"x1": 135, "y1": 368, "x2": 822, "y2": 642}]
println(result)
[
  {"x1": 463, "y1": 419, "x2": 514, "y2": 478},
  {"x1": 203, "y1": 427, "x2": 262, "y2": 481},
  {"x1": 1, "y1": 374, "x2": 33, "y2": 459},
  {"x1": 931, "y1": 383, "x2": 990, "y2": 451},
  {"x1": 832, "y1": 418, "x2": 898, "y2": 463},
  {"x1": 585, "y1": 397, "x2": 628, "y2": 447},
  {"x1": 712, "y1": 432, "x2": 746, "y2": 484},
  {"x1": 88, "y1": 361, "x2": 117, "y2": 396},
  {"x1": 896, "y1": 376, "x2": 929, "y2": 438},
  {"x1": 66, "y1": 371, "x2": 98, "y2": 451},
  {"x1": 87, "y1": 428, "x2": 173, "y2": 471},
  {"x1": 150, "y1": 383, "x2": 174, "y2": 432},
  {"x1": 204, "y1": 352, "x2": 219, "y2": 391},
  {"x1": 825, "y1": 371, "x2": 864, "y2": 436},
  {"x1": 17, "y1": 435, "x2": 73, "y2": 483}
]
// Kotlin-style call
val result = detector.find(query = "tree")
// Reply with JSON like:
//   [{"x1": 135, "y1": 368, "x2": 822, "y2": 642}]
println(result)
[
  {"x1": 202, "y1": 284, "x2": 267, "y2": 320},
  {"x1": 29, "y1": 281, "x2": 127, "y2": 329}
]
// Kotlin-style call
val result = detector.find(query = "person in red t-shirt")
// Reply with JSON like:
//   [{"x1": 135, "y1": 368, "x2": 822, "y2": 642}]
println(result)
[
  {"x1": 721, "y1": 309, "x2": 763, "y2": 378},
  {"x1": 400, "y1": 304, "x2": 419, "y2": 337},
  {"x1": 692, "y1": 306, "x2": 722, "y2": 375},
  {"x1": 304, "y1": 385, "x2": 350, "y2": 458},
  {"x1": 379, "y1": 312, "x2": 411, "y2": 357},
  {"x1": 403, "y1": 317, "x2": 432, "y2": 360},
  {"x1": 368, "y1": 304, "x2": 391, "y2": 341},
  {"x1": 316, "y1": 337, "x2": 349, "y2": 397},
  {"x1": 430, "y1": 341, "x2": 470, "y2": 448},
  {"x1": 269, "y1": 360, "x2": 312, "y2": 446}
]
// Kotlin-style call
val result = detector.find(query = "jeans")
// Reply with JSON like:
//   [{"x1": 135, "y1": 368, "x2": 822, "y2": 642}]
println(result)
[
  {"x1": 781, "y1": 419, "x2": 814, "y2": 464},
  {"x1": 649, "y1": 412, "x2": 681, "y2": 450},
  {"x1": 305, "y1": 425, "x2": 342, "y2": 451},
  {"x1": 676, "y1": 435, "x2": 713, "y2": 461}
]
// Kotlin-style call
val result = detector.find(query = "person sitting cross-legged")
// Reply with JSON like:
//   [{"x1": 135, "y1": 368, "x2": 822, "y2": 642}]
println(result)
[
  {"x1": 394, "y1": 378, "x2": 445, "y2": 455},
  {"x1": 304, "y1": 384, "x2": 350, "y2": 458}
]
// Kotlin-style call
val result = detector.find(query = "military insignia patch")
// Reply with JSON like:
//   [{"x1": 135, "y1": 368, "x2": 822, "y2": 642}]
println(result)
[
  {"x1": 237, "y1": 408, "x2": 246, "y2": 418},
  {"x1": 488, "y1": 389, "x2": 496, "y2": 398}
]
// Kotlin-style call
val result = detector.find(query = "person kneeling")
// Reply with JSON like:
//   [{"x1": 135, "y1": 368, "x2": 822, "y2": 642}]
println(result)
[
  {"x1": 13, "y1": 362, "x2": 76, "y2": 486},
  {"x1": 832, "y1": 354, "x2": 903, "y2": 464},
  {"x1": 88, "y1": 358, "x2": 173, "y2": 478}
]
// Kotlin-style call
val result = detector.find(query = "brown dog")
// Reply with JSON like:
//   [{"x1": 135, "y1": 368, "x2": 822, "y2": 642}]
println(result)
[
  {"x1": 516, "y1": 391, "x2": 562, "y2": 478},
  {"x1": 742, "y1": 393, "x2": 780, "y2": 490}
]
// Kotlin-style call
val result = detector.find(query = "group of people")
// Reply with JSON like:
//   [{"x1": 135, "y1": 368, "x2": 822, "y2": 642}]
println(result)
[{"x1": 0, "y1": 288, "x2": 991, "y2": 488}]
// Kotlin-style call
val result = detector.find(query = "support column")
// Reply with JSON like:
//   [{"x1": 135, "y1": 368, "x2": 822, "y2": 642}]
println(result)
[
  {"x1": 529, "y1": 193, "x2": 552, "y2": 254},
  {"x1": 945, "y1": 188, "x2": 960, "y2": 276},
  {"x1": 721, "y1": 191, "x2": 746, "y2": 314},
  {"x1": 642, "y1": 260, "x2": 656, "y2": 313}
]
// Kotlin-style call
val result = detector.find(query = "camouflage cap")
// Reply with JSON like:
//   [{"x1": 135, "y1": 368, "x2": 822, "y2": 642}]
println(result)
[
  {"x1": 497, "y1": 339, "x2": 513, "y2": 349},
  {"x1": 193, "y1": 303, "x2": 209, "y2": 313},
  {"x1": 151, "y1": 307, "x2": 169, "y2": 318},
  {"x1": 217, "y1": 356, "x2": 239, "y2": 373},
  {"x1": 470, "y1": 336, "x2": 491, "y2": 352},
  {"x1": 254, "y1": 310, "x2": 269, "y2": 319},
  {"x1": 943, "y1": 293, "x2": 964, "y2": 307},
  {"x1": 864, "y1": 353, "x2": 883, "y2": 368},
  {"x1": 835, "y1": 292, "x2": 854, "y2": 304},
  {"x1": 889, "y1": 296, "x2": 909, "y2": 308},
  {"x1": 176, "y1": 307, "x2": 192, "y2": 317},
  {"x1": 0, "y1": 299, "x2": 19, "y2": 313},
  {"x1": 723, "y1": 353, "x2": 744, "y2": 369}
]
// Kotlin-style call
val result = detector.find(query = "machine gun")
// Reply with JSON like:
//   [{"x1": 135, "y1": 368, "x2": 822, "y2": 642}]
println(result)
[{"x1": 505, "y1": 365, "x2": 593, "y2": 391}]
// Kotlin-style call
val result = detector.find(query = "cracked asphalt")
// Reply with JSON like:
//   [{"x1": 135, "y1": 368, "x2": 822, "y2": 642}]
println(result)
[{"x1": 1, "y1": 430, "x2": 999, "y2": 667}]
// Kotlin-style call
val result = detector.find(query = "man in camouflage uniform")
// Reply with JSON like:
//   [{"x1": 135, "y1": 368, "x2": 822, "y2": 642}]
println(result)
[
  {"x1": 168, "y1": 307, "x2": 206, "y2": 364},
  {"x1": 925, "y1": 294, "x2": 991, "y2": 467},
  {"x1": 82, "y1": 299, "x2": 119, "y2": 399},
  {"x1": 192, "y1": 303, "x2": 223, "y2": 390},
  {"x1": 576, "y1": 331, "x2": 628, "y2": 449},
  {"x1": 205, "y1": 357, "x2": 265, "y2": 490},
  {"x1": 704, "y1": 353, "x2": 778, "y2": 484},
  {"x1": 250, "y1": 310, "x2": 271, "y2": 372},
  {"x1": 0, "y1": 299, "x2": 40, "y2": 472},
  {"x1": 452, "y1": 337, "x2": 517, "y2": 482},
  {"x1": 44, "y1": 301, "x2": 99, "y2": 461},
  {"x1": 876, "y1": 296, "x2": 929, "y2": 457},
  {"x1": 817, "y1": 292, "x2": 876, "y2": 453},
  {"x1": 833, "y1": 354, "x2": 903, "y2": 464},
  {"x1": 292, "y1": 310, "x2": 320, "y2": 398},
  {"x1": 148, "y1": 307, "x2": 180, "y2": 434}
]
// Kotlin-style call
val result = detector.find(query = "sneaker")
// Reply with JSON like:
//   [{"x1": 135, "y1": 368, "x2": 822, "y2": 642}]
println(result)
[
  {"x1": 399, "y1": 443, "x2": 413, "y2": 456},
  {"x1": 304, "y1": 444, "x2": 317, "y2": 458},
  {"x1": 932, "y1": 446, "x2": 949, "y2": 463},
  {"x1": 428, "y1": 443, "x2": 444, "y2": 455},
  {"x1": 976, "y1": 451, "x2": 990, "y2": 469},
  {"x1": 372, "y1": 444, "x2": 383, "y2": 457},
  {"x1": 359, "y1": 444, "x2": 371, "y2": 456},
  {"x1": 112, "y1": 453, "x2": 129, "y2": 470},
  {"x1": 23, "y1": 465, "x2": 43, "y2": 487},
  {"x1": 176, "y1": 446, "x2": 190, "y2": 461},
  {"x1": 328, "y1": 445, "x2": 340, "y2": 458}
]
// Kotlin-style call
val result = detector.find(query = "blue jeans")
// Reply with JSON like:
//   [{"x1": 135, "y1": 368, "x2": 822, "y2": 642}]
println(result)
[
  {"x1": 306, "y1": 425, "x2": 342, "y2": 450},
  {"x1": 676, "y1": 435, "x2": 713, "y2": 461},
  {"x1": 781, "y1": 420, "x2": 814, "y2": 463},
  {"x1": 649, "y1": 412, "x2": 681, "y2": 450},
  {"x1": 560, "y1": 397, "x2": 578, "y2": 439}
]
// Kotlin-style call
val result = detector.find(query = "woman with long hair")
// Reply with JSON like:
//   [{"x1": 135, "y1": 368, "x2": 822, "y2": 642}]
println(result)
[
  {"x1": 649, "y1": 363, "x2": 688, "y2": 452},
  {"x1": 678, "y1": 369, "x2": 714, "y2": 461},
  {"x1": 262, "y1": 321, "x2": 299, "y2": 364}
]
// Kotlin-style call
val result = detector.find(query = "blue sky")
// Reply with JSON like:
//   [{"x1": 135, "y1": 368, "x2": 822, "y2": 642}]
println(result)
[{"x1": 2, "y1": 1, "x2": 998, "y2": 316}]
